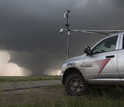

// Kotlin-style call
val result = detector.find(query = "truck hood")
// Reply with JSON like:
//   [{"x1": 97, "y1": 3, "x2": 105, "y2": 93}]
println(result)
[{"x1": 64, "y1": 54, "x2": 86, "y2": 64}]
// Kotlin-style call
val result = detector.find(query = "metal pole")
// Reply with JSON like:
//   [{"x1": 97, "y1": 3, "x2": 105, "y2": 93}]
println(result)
[
  {"x1": 67, "y1": 35, "x2": 69, "y2": 59},
  {"x1": 65, "y1": 10, "x2": 70, "y2": 59}
]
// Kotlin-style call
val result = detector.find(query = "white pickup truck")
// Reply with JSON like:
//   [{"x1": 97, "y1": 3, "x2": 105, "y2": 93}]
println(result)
[{"x1": 60, "y1": 31, "x2": 124, "y2": 95}]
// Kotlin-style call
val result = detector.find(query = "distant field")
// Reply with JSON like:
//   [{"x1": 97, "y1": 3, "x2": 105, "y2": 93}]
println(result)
[{"x1": 0, "y1": 76, "x2": 60, "y2": 83}]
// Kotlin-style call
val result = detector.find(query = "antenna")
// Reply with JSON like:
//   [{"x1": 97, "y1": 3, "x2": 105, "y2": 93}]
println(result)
[{"x1": 64, "y1": 10, "x2": 70, "y2": 59}]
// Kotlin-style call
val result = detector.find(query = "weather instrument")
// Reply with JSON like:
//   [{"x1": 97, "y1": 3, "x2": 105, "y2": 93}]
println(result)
[{"x1": 60, "y1": 10, "x2": 71, "y2": 59}]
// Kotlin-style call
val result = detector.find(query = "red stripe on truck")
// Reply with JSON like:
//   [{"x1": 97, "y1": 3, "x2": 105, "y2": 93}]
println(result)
[{"x1": 97, "y1": 58, "x2": 111, "y2": 76}]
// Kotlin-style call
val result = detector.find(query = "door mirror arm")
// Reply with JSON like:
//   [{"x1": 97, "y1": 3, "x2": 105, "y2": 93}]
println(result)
[{"x1": 84, "y1": 46, "x2": 92, "y2": 56}]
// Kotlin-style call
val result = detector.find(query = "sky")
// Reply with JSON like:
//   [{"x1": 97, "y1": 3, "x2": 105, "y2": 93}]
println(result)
[{"x1": 0, "y1": 0, "x2": 124, "y2": 76}]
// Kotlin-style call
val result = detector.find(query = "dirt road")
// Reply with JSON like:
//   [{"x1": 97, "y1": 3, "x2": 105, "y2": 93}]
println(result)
[
  {"x1": 0, "y1": 84, "x2": 66, "y2": 106},
  {"x1": 0, "y1": 80, "x2": 61, "y2": 91}
]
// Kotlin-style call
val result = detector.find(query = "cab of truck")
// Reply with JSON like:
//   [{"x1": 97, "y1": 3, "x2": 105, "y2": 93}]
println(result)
[{"x1": 60, "y1": 32, "x2": 124, "y2": 96}]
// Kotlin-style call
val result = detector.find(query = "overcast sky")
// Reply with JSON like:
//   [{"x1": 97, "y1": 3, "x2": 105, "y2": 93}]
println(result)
[{"x1": 0, "y1": 0, "x2": 124, "y2": 75}]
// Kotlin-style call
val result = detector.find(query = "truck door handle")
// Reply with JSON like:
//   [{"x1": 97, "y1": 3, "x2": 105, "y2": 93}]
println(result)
[{"x1": 106, "y1": 55, "x2": 115, "y2": 58}]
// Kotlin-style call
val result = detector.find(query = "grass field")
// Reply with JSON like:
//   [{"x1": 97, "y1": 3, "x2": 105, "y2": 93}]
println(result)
[
  {"x1": 1, "y1": 84, "x2": 124, "y2": 107},
  {"x1": 21, "y1": 85, "x2": 124, "y2": 107},
  {"x1": 0, "y1": 76, "x2": 124, "y2": 107},
  {"x1": 0, "y1": 76, "x2": 60, "y2": 83}
]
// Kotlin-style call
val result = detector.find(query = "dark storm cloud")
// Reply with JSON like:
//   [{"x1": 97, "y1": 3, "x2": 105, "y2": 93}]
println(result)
[
  {"x1": 112, "y1": 0, "x2": 124, "y2": 7},
  {"x1": 0, "y1": 0, "x2": 124, "y2": 75}
]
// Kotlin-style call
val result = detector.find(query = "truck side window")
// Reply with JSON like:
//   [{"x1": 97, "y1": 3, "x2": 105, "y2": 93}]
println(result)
[{"x1": 92, "y1": 36, "x2": 118, "y2": 54}]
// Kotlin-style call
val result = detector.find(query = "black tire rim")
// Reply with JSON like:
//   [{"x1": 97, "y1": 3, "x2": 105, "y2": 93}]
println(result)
[{"x1": 69, "y1": 78, "x2": 83, "y2": 93}]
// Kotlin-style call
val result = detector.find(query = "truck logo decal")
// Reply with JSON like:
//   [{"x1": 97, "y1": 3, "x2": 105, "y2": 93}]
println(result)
[
  {"x1": 67, "y1": 62, "x2": 75, "y2": 66},
  {"x1": 85, "y1": 64, "x2": 92, "y2": 67},
  {"x1": 80, "y1": 64, "x2": 92, "y2": 67},
  {"x1": 97, "y1": 58, "x2": 111, "y2": 76}
]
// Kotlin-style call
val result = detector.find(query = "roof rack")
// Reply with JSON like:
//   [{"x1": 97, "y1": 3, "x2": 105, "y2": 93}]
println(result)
[{"x1": 70, "y1": 29, "x2": 124, "y2": 35}]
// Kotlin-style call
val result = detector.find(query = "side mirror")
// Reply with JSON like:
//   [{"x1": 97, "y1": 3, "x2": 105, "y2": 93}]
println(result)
[{"x1": 84, "y1": 46, "x2": 91, "y2": 56}]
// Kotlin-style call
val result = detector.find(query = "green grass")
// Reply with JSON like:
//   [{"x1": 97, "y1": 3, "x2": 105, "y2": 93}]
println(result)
[
  {"x1": 1, "y1": 84, "x2": 124, "y2": 107},
  {"x1": 46, "y1": 85, "x2": 124, "y2": 107},
  {"x1": 1, "y1": 79, "x2": 124, "y2": 107},
  {"x1": 7, "y1": 85, "x2": 124, "y2": 107},
  {"x1": 0, "y1": 76, "x2": 60, "y2": 83}
]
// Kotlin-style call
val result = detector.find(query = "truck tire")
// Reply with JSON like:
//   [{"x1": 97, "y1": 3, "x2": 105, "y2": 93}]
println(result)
[{"x1": 65, "y1": 73, "x2": 88, "y2": 96}]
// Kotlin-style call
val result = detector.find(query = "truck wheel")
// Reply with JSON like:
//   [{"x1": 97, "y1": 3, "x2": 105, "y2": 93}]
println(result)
[{"x1": 65, "y1": 73, "x2": 88, "y2": 96}]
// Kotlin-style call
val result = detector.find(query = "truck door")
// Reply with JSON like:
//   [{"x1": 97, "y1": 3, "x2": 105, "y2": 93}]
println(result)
[
  {"x1": 84, "y1": 35, "x2": 120, "y2": 85},
  {"x1": 118, "y1": 34, "x2": 124, "y2": 84}
]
